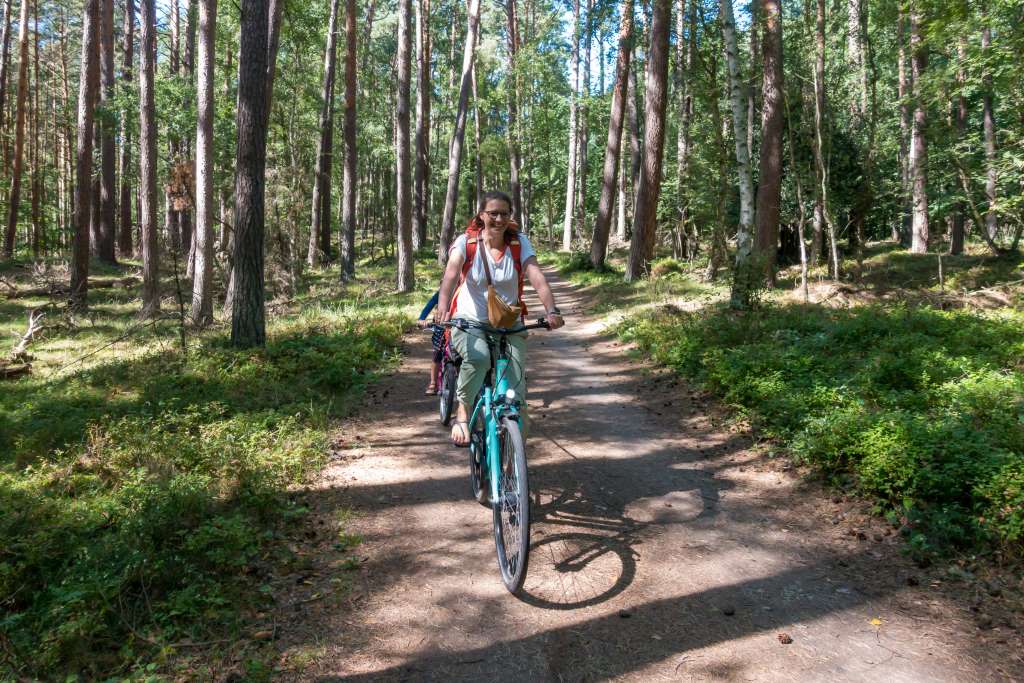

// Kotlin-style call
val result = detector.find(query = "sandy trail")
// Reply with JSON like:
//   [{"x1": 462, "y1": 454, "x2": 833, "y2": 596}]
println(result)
[{"x1": 273, "y1": 271, "x2": 1022, "y2": 682}]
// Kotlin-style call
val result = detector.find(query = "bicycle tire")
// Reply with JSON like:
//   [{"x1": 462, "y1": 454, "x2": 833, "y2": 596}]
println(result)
[
  {"x1": 469, "y1": 411, "x2": 489, "y2": 507},
  {"x1": 492, "y1": 417, "x2": 530, "y2": 594},
  {"x1": 438, "y1": 362, "x2": 458, "y2": 425}
]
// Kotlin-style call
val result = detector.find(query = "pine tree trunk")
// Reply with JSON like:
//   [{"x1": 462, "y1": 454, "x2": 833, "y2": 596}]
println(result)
[
  {"x1": 139, "y1": 0, "x2": 160, "y2": 315},
  {"x1": 625, "y1": 0, "x2": 669, "y2": 282},
  {"x1": 28, "y1": 0, "x2": 39, "y2": 257},
  {"x1": 704, "y1": 34, "x2": 729, "y2": 281},
  {"x1": 470, "y1": 51, "x2": 482, "y2": 209},
  {"x1": 190, "y1": 0, "x2": 216, "y2": 326},
  {"x1": 810, "y1": 0, "x2": 839, "y2": 276},
  {"x1": 437, "y1": 0, "x2": 481, "y2": 263},
  {"x1": 980, "y1": 2, "x2": 998, "y2": 242},
  {"x1": 720, "y1": 0, "x2": 756, "y2": 306},
  {"x1": 950, "y1": 35, "x2": 966, "y2": 256},
  {"x1": 754, "y1": 0, "x2": 783, "y2": 283},
  {"x1": 307, "y1": 0, "x2": 339, "y2": 266},
  {"x1": 908, "y1": 0, "x2": 928, "y2": 254},
  {"x1": 0, "y1": 0, "x2": 13, "y2": 158},
  {"x1": 412, "y1": 0, "x2": 431, "y2": 248},
  {"x1": 118, "y1": 0, "x2": 134, "y2": 257},
  {"x1": 896, "y1": 4, "x2": 910, "y2": 244},
  {"x1": 96, "y1": 0, "x2": 117, "y2": 263},
  {"x1": 561, "y1": 0, "x2": 580, "y2": 251},
  {"x1": 590, "y1": 0, "x2": 632, "y2": 269},
  {"x1": 395, "y1": 0, "x2": 414, "y2": 291},
  {"x1": 2, "y1": 0, "x2": 30, "y2": 257},
  {"x1": 71, "y1": 0, "x2": 99, "y2": 308},
  {"x1": 622, "y1": 61, "x2": 640, "y2": 240},
  {"x1": 264, "y1": 0, "x2": 283, "y2": 119},
  {"x1": 230, "y1": 0, "x2": 270, "y2": 347},
  {"x1": 506, "y1": 0, "x2": 523, "y2": 226},
  {"x1": 339, "y1": 0, "x2": 357, "y2": 281},
  {"x1": 576, "y1": 0, "x2": 592, "y2": 238}
]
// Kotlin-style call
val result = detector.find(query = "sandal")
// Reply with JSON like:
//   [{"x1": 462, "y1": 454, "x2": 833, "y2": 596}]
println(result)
[
  {"x1": 451, "y1": 420, "x2": 470, "y2": 447},
  {"x1": 424, "y1": 382, "x2": 438, "y2": 396}
]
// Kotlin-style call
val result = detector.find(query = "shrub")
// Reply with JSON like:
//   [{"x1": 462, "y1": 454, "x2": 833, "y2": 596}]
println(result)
[{"x1": 618, "y1": 303, "x2": 1024, "y2": 557}]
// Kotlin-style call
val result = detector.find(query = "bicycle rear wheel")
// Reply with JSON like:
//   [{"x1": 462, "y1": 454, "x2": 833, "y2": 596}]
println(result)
[
  {"x1": 438, "y1": 361, "x2": 458, "y2": 425},
  {"x1": 492, "y1": 417, "x2": 530, "y2": 594}
]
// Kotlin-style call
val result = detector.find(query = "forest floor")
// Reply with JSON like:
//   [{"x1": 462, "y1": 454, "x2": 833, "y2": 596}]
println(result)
[{"x1": 264, "y1": 265, "x2": 1024, "y2": 682}]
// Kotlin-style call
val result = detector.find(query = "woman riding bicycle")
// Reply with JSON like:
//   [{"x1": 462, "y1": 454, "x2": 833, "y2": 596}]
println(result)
[{"x1": 437, "y1": 191, "x2": 565, "y2": 447}]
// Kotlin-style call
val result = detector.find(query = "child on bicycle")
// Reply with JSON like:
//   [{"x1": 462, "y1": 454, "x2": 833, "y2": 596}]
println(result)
[{"x1": 417, "y1": 290, "x2": 445, "y2": 395}]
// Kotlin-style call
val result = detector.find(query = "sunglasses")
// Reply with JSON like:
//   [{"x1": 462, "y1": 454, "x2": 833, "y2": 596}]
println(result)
[{"x1": 484, "y1": 210, "x2": 511, "y2": 220}]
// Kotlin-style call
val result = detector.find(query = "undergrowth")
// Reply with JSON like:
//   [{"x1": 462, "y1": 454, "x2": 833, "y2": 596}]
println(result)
[
  {"x1": 551, "y1": 244, "x2": 1023, "y2": 560},
  {"x1": 619, "y1": 303, "x2": 1024, "y2": 558},
  {"x1": 0, "y1": 256, "x2": 426, "y2": 678}
]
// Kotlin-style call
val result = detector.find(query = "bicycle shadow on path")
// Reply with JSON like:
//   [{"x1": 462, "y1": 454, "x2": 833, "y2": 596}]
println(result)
[{"x1": 267, "y1": 269, "x2": 1020, "y2": 682}]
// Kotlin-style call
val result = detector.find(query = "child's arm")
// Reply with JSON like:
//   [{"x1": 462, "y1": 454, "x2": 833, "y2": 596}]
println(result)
[{"x1": 418, "y1": 291, "x2": 440, "y2": 321}]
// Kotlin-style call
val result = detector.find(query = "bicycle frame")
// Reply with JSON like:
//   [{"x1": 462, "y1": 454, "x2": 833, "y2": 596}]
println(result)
[{"x1": 467, "y1": 334, "x2": 521, "y2": 504}]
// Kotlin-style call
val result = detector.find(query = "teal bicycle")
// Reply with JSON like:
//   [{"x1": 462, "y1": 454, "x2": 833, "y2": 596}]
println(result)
[{"x1": 441, "y1": 316, "x2": 550, "y2": 594}]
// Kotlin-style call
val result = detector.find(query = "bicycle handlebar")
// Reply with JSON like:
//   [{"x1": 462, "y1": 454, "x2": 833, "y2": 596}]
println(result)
[{"x1": 433, "y1": 317, "x2": 551, "y2": 335}]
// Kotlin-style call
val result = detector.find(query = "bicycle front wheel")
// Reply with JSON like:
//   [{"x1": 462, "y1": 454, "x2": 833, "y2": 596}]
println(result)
[{"x1": 492, "y1": 417, "x2": 530, "y2": 594}]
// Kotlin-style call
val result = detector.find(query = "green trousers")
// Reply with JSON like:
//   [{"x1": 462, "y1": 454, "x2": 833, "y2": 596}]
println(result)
[{"x1": 451, "y1": 326, "x2": 529, "y2": 438}]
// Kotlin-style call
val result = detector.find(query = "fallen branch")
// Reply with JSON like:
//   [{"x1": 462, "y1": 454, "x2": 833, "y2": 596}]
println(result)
[
  {"x1": 0, "y1": 363, "x2": 31, "y2": 379},
  {"x1": 4, "y1": 276, "x2": 140, "y2": 299},
  {"x1": 9, "y1": 307, "x2": 49, "y2": 360}
]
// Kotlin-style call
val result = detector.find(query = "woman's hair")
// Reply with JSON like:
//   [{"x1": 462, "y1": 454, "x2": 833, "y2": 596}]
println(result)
[{"x1": 478, "y1": 191, "x2": 513, "y2": 213}]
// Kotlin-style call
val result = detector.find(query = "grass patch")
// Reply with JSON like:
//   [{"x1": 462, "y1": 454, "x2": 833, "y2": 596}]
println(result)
[{"x1": 0, "y1": 254, "x2": 436, "y2": 678}]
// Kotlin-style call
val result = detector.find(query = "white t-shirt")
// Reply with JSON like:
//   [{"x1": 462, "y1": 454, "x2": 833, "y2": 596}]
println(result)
[{"x1": 451, "y1": 232, "x2": 536, "y2": 322}]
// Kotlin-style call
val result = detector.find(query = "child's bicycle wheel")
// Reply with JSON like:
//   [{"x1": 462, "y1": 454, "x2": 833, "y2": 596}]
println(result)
[
  {"x1": 492, "y1": 416, "x2": 530, "y2": 594},
  {"x1": 438, "y1": 361, "x2": 458, "y2": 426}
]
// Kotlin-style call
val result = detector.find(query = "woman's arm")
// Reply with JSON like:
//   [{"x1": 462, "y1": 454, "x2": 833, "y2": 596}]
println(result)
[
  {"x1": 523, "y1": 256, "x2": 564, "y2": 329},
  {"x1": 437, "y1": 251, "x2": 466, "y2": 321}
]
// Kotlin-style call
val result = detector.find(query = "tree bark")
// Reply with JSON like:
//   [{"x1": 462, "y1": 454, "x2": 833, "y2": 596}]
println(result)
[
  {"x1": 307, "y1": 0, "x2": 339, "y2": 267},
  {"x1": 339, "y1": 0, "x2": 357, "y2": 280},
  {"x1": 139, "y1": 0, "x2": 159, "y2": 315},
  {"x1": 576, "y1": 0, "x2": 592, "y2": 237},
  {"x1": 896, "y1": 3, "x2": 910, "y2": 244},
  {"x1": 71, "y1": 0, "x2": 100, "y2": 308},
  {"x1": 754, "y1": 0, "x2": 783, "y2": 283},
  {"x1": 590, "y1": 0, "x2": 632, "y2": 269},
  {"x1": 674, "y1": 0, "x2": 696, "y2": 260},
  {"x1": 96, "y1": 0, "x2": 117, "y2": 263},
  {"x1": 561, "y1": 0, "x2": 580, "y2": 251},
  {"x1": 2, "y1": 0, "x2": 29, "y2": 257},
  {"x1": 909, "y1": 1, "x2": 928, "y2": 254},
  {"x1": 949, "y1": 35, "x2": 967, "y2": 256},
  {"x1": 810, "y1": 0, "x2": 839, "y2": 276},
  {"x1": 191, "y1": 0, "x2": 216, "y2": 326},
  {"x1": 413, "y1": 0, "x2": 431, "y2": 248},
  {"x1": 720, "y1": 0, "x2": 756, "y2": 306},
  {"x1": 230, "y1": 0, "x2": 270, "y2": 347},
  {"x1": 506, "y1": 0, "x2": 523, "y2": 226},
  {"x1": 625, "y1": 0, "x2": 669, "y2": 282},
  {"x1": 118, "y1": 0, "x2": 134, "y2": 257},
  {"x1": 0, "y1": 0, "x2": 13, "y2": 155},
  {"x1": 263, "y1": 0, "x2": 283, "y2": 122},
  {"x1": 437, "y1": 0, "x2": 481, "y2": 263},
  {"x1": 395, "y1": 0, "x2": 414, "y2": 291},
  {"x1": 622, "y1": 59, "x2": 641, "y2": 240},
  {"x1": 981, "y1": 2, "x2": 998, "y2": 242}
]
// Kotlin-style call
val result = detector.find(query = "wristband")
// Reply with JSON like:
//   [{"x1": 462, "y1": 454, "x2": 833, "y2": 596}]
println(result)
[{"x1": 547, "y1": 307, "x2": 562, "y2": 316}]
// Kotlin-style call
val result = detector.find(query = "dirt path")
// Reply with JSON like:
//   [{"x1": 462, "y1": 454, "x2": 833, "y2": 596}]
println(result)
[{"x1": 271, "y1": 271, "x2": 1022, "y2": 682}]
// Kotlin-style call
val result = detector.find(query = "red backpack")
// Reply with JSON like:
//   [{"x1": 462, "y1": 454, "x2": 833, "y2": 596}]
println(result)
[{"x1": 446, "y1": 218, "x2": 529, "y2": 321}]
